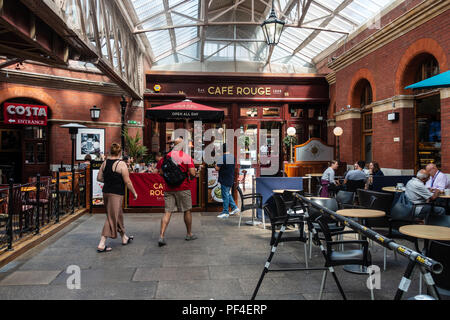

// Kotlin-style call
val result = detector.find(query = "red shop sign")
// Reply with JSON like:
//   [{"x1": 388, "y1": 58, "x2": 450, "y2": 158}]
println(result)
[
  {"x1": 128, "y1": 173, "x2": 197, "y2": 207},
  {"x1": 3, "y1": 103, "x2": 48, "y2": 126}
]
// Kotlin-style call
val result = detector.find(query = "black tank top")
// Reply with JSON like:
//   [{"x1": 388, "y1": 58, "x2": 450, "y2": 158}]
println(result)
[{"x1": 102, "y1": 159, "x2": 125, "y2": 195}]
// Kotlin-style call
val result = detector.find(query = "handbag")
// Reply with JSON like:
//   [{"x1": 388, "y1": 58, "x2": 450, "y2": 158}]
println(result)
[{"x1": 390, "y1": 192, "x2": 414, "y2": 221}]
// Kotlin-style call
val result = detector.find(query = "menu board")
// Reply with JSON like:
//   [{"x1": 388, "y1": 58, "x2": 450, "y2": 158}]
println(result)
[
  {"x1": 91, "y1": 161, "x2": 104, "y2": 206},
  {"x1": 207, "y1": 167, "x2": 223, "y2": 203}
]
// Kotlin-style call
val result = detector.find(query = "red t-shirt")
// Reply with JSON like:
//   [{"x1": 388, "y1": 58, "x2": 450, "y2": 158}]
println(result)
[{"x1": 156, "y1": 150, "x2": 195, "y2": 192}]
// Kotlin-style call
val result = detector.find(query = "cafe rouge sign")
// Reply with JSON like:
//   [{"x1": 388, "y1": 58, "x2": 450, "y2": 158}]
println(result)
[{"x1": 3, "y1": 103, "x2": 48, "y2": 126}]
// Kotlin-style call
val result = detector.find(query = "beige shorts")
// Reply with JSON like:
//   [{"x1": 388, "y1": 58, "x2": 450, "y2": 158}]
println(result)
[{"x1": 164, "y1": 190, "x2": 192, "y2": 213}]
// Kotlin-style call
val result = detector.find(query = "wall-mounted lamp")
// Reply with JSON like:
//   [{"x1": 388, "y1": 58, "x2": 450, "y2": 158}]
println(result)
[{"x1": 90, "y1": 105, "x2": 100, "y2": 120}]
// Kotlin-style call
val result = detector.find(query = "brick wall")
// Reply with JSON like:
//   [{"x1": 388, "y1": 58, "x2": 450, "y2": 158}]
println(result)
[
  {"x1": 0, "y1": 82, "x2": 143, "y2": 167},
  {"x1": 318, "y1": 5, "x2": 449, "y2": 171},
  {"x1": 372, "y1": 107, "x2": 415, "y2": 170},
  {"x1": 335, "y1": 118, "x2": 361, "y2": 164}
]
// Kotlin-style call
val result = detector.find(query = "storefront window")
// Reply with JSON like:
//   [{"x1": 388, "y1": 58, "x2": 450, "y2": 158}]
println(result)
[
  {"x1": 25, "y1": 143, "x2": 34, "y2": 164},
  {"x1": 23, "y1": 126, "x2": 47, "y2": 164},
  {"x1": 240, "y1": 107, "x2": 258, "y2": 117},
  {"x1": 262, "y1": 107, "x2": 280, "y2": 117},
  {"x1": 416, "y1": 95, "x2": 441, "y2": 169}
]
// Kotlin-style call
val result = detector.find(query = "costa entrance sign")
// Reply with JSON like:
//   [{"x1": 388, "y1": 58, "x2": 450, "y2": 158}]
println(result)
[{"x1": 3, "y1": 103, "x2": 48, "y2": 125}]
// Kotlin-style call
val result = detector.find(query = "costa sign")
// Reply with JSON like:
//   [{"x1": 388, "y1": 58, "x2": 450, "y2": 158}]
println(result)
[{"x1": 3, "y1": 103, "x2": 48, "y2": 125}]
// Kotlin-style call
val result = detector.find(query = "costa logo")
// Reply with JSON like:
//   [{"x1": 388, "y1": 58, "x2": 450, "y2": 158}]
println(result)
[
  {"x1": 6, "y1": 104, "x2": 47, "y2": 117},
  {"x1": 3, "y1": 103, "x2": 48, "y2": 126}
]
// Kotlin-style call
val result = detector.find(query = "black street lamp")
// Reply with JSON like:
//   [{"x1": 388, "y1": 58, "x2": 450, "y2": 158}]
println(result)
[
  {"x1": 120, "y1": 96, "x2": 128, "y2": 151},
  {"x1": 60, "y1": 123, "x2": 87, "y2": 170},
  {"x1": 261, "y1": 0, "x2": 285, "y2": 46},
  {"x1": 60, "y1": 123, "x2": 86, "y2": 214}
]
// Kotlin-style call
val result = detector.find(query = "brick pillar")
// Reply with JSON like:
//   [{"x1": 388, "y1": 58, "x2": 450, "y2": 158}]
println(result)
[
  {"x1": 441, "y1": 88, "x2": 450, "y2": 173},
  {"x1": 372, "y1": 97, "x2": 415, "y2": 172},
  {"x1": 335, "y1": 109, "x2": 361, "y2": 166}
]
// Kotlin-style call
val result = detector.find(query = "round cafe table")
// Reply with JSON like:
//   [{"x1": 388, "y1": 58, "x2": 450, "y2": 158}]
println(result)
[
  {"x1": 272, "y1": 189, "x2": 302, "y2": 194},
  {"x1": 382, "y1": 186, "x2": 404, "y2": 193},
  {"x1": 399, "y1": 224, "x2": 450, "y2": 295},
  {"x1": 336, "y1": 209, "x2": 386, "y2": 274},
  {"x1": 399, "y1": 225, "x2": 450, "y2": 242}
]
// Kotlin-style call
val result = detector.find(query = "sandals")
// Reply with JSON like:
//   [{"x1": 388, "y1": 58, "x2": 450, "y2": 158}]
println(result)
[
  {"x1": 97, "y1": 246, "x2": 112, "y2": 253},
  {"x1": 122, "y1": 235, "x2": 134, "y2": 245}
]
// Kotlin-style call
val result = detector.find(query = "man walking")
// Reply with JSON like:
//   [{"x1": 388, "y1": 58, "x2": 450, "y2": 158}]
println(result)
[
  {"x1": 216, "y1": 144, "x2": 240, "y2": 219},
  {"x1": 157, "y1": 138, "x2": 198, "y2": 247}
]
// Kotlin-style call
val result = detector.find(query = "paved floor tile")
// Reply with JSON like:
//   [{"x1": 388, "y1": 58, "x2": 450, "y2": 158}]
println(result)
[
  {"x1": 133, "y1": 267, "x2": 210, "y2": 281},
  {"x1": 0, "y1": 271, "x2": 61, "y2": 286}
]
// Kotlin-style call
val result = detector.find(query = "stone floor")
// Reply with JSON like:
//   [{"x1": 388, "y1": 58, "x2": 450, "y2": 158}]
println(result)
[{"x1": 0, "y1": 211, "x2": 439, "y2": 300}]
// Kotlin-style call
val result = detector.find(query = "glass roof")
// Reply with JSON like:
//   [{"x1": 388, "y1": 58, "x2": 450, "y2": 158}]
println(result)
[{"x1": 130, "y1": 0, "x2": 396, "y2": 70}]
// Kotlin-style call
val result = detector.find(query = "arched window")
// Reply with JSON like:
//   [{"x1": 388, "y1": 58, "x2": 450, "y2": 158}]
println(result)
[
  {"x1": 415, "y1": 56, "x2": 439, "y2": 83},
  {"x1": 360, "y1": 82, "x2": 373, "y2": 107}
]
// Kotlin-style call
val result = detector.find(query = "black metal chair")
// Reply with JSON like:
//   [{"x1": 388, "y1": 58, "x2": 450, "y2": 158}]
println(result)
[
  {"x1": 236, "y1": 185, "x2": 263, "y2": 228},
  {"x1": 335, "y1": 190, "x2": 356, "y2": 209},
  {"x1": 427, "y1": 240, "x2": 450, "y2": 298},
  {"x1": 312, "y1": 215, "x2": 373, "y2": 300},
  {"x1": 266, "y1": 197, "x2": 309, "y2": 267},
  {"x1": 345, "y1": 180, "x2": 366, "y2": 193},
  {"x1": 251, "y1": 202, "x2": 326, "y2": 300},
  {"x1": 307, "y1": 197, "x2": 358, "y2": 258},
  {"x1": 425, "y1": 214, "x2": 450, "y2": 227}
]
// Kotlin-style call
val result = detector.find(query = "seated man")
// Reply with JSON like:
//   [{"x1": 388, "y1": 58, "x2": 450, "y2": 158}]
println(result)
[
  {"x1": 405, "y1": 169, "x2": 445, "y2": 219},
  {"x1": 425, "y1": 163, "x2": 449, "y2": 192},
  {"x1": 343, "y1": 160, "x2": 367, "y2": 191}
]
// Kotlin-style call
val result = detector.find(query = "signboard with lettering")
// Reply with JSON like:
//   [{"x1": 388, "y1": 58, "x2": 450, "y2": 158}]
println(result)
[
  {"x1": 90, "y1": 161, "x2": 104, "y2": 206},
  {"x1": 128, "y1": 173, "x2": 197, "y2": 207},
  {"x1": 146, "y1": 81, "x2": 329, "y2": 101},
  {"x1": 3, "y1": 103, "x2": 48, "y2": 125}
]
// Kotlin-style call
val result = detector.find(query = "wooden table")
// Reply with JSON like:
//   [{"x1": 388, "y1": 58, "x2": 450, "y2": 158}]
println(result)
[
  {"x1": 382, "y1": 186, "x2": 404, "y2": 193},
  {"x1": 336, "y1": 209, "x2": 385, "y2": 274},
  {"x1": 21, "y1": 186, "x2": 45, "y2": 192},
  {"x1": 399, "y1": 224, "x2": 450, "y2": 295},
  {"x1": 272, "y1": 189, "x2": 302, "y2": 194},
  {"x1": 399, "y1": 225, "x2": 450, "y2": 241},
  {"x1": 336, "y1": 209, "x2": 385, "y2": 219}
]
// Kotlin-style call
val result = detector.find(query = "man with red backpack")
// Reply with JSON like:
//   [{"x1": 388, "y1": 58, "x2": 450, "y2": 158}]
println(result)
[{"x1": 156, "y1": 138, "x2": 198, "y2": 247}]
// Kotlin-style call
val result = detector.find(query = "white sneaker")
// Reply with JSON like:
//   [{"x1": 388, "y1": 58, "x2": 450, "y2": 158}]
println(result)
[
  {"x1": 230, "y1": 208, "x2": 240, "y2": 216},
  {"x1": 217, "y1": 213, "x2": 229, "y2": 219}
]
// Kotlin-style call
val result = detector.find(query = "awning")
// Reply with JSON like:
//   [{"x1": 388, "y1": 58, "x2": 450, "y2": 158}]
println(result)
[
  {"x1": 405, "y1": 70, "x2": 450, "y2": 90},
  {"x1": 145, "y1": 99, "x2": 224, "y2": 122}
]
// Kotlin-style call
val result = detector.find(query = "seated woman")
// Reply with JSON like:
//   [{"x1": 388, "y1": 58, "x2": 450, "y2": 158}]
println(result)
[
  {"x1": 320, "y1": 160, "x2": 340, "y2": 197},
  {"x1": 367, "y1": 161, "x2": 384, "y2": 189}
]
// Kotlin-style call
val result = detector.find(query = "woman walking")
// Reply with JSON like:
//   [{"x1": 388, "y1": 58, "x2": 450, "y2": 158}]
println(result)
[{"x1": 96, "y1": 143, "x2": 138, "y2": 252}]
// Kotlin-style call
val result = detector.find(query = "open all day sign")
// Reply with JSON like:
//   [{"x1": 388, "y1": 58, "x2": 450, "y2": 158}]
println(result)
[{"x1": 3, "y1": 103, "x2": 48, "y2": 125}]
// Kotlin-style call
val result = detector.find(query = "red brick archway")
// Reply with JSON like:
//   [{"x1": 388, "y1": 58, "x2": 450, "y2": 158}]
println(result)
[
  {"x1": 347, "y1": 68, "x2": 376, "y2": 108},
  {"x1": 395, "y1": 38, "x2": 448, "y2": 95},
  {"x1": 0, "y1": 85, "x2": 58, "y2": 111}
]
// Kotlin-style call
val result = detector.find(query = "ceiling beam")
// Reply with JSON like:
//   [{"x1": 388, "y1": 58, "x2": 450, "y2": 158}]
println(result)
[{"x1": 292, "y1": 0, "x2": 353, "y2": 55}]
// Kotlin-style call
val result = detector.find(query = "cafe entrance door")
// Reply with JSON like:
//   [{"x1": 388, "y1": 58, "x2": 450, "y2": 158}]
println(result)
[{"x1": 238, "y1": 120, "x2": 282, "y2": 177}]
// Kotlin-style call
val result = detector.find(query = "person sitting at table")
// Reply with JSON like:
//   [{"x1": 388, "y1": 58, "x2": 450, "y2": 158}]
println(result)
[
  {"x1": 425, "y1": 163, "x2": 449, "y2": 192},
  {"x1": 343, "y1": 160, "x2": 367, "y2": 191},
  {"x1": 405, "y1": 169, "x2": 446, "y2": 219},
  {"x1": 369, "y1": 161, "x2": 384, "y2": 176},
  {"x1": 320, "y1": 160, "x2": 340, "y2": 197},
  {"x1": 366, "y1": 161, "x2": 384, "y2": 189}
]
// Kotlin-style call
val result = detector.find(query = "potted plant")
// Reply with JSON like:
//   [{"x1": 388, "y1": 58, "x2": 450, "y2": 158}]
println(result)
[{"x1": 122, "y1": 128, "x2": 148, "y2": 165}]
